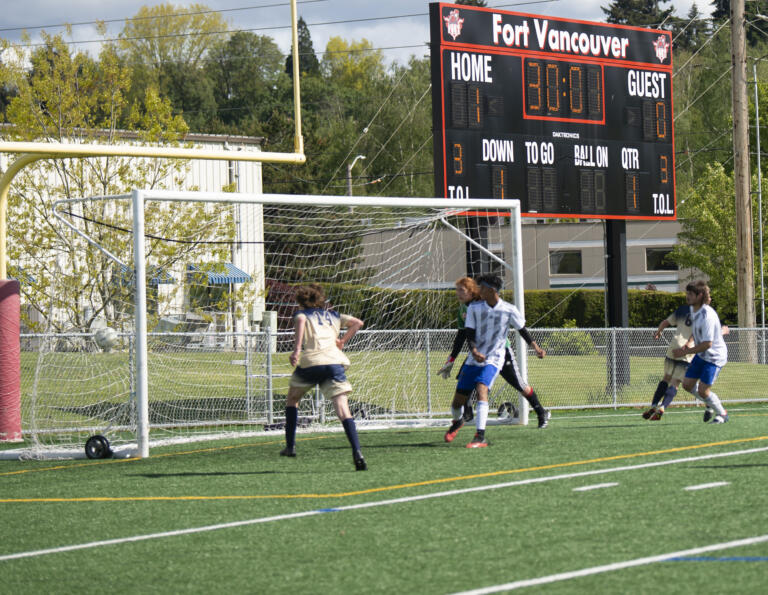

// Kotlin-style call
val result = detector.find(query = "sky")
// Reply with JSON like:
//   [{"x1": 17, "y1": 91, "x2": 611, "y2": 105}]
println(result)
[{"x1": 0, "y1": 0, "x2": 713, "y2": 66}]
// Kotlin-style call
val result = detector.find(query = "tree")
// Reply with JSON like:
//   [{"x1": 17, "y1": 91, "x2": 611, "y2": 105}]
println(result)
[
  {"x1": 323, "y1": 37, "x2": 386, "y2": 91},
  {"x1": 0, "y1": 33, "x2": 233, "y2": 332},
  {"x1": 602, "y1": 0, "x2": 674, "y2": 27},
  {"x1": 206, "y1": 31, "x2": 285, "y2": 131},
  {"x1": 119, "y1": 3, "x2": 228, "y2": 130},
  {"x1": 710, "y1": 0, "x2": 768, "y2": 46},
  {"x1": 669, "y1": 3, "x2": 710, "y2": 51},
  {"x1": 671, "y1": 162, "x2": 768, "y2": 322},
  {"x1": 285, "y1": 17, "x2": 320, "y2": 77}
]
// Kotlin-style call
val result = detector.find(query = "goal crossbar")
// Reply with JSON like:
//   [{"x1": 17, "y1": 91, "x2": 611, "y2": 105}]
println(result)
[{"x1": 124, "y1": 190, "x2": 525, "y2": 458}]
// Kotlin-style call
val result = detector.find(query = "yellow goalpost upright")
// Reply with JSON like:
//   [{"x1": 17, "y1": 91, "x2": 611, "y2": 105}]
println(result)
[{"x1": 0, "y1": 0, "x2": 306, "y2": 445}]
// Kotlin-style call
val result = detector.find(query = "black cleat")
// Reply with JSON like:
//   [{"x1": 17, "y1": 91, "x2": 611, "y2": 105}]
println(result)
[
  {"x1": 279, "y1": 446, "x2": 296, "y2": 457},
  {"x1": 703, "y1": 408, "x2": 714, "y2": 423},
  {"x1": 462, "y1": 406, "x2": 474, "y2": 422},
  {"x1": 353, "y1": 450, "x2": 367, "y2": 471},
  {"x1": 537, "y1": 409, "x2": 551, "y2": 429}
]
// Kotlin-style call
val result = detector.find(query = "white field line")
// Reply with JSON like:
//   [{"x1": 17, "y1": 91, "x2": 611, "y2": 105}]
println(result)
[
  {"x1": 572, "y1": 482, "x2": 619, "y2": 492},
  {"x1": 2, "y1": 445, "x2": 767, "y2": 563},
  {"x1": 684, "y1": 481, "x2": 731, "y2": 491},
  {"x1": 452, "y1": 534, "x2": 768, "y2": 594}
]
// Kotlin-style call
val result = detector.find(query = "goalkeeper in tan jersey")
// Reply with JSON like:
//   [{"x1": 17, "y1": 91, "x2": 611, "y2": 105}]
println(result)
[{"x1": 280, "y1": 284, "x2": 367, "y2": 470}]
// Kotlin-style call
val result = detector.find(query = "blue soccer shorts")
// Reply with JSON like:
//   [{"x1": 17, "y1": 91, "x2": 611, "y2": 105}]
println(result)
[
  {"x1": 456, "y1": 363, "x2": 500, "y2": 394},
  {"x1": 684, "y1": 354, "x2": 723, "y2": 386}
]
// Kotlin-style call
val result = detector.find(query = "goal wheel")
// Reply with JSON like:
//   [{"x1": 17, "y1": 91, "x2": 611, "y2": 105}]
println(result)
[
  {"x1": 497, "y1": 402, "x2": 518, "y2": 419},
  {"x1": 85, "y1": 435, "x2": 113, "y2": 459}
]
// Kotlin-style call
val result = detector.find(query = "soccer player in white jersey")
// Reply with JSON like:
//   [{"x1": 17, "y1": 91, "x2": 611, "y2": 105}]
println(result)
[
  {"x1": 672, "y1": 280, "x2": 729, "y2": 424},
  {"x1": 444, "y1": 274, "x2": 546, "y2": 447},
  {"x1": 280, "y1": 284, "x2": 368, "y2": 469}
]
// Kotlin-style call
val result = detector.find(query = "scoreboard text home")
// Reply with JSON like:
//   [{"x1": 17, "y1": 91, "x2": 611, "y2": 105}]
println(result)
[{"x1": 429, "y1": 2, "x2": 676, "y2": 220}]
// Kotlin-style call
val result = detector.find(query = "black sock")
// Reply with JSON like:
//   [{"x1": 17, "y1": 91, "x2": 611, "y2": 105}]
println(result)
[
  {"x1": 523, "y1": 389, "x2": 545, "y2": 415},
  {"x1": 285, "y1": 406, "x2": 298, "y2": 449},
  {"x1": 342, "y1": 418, "x2": 361, "y2": 452},
  {"x1": 651, "y1": 381, "x2": 668, "y2": 406},
  {"x1": 477, "y1": 428, "x2": 485, "y2": 438},
  {"x1": 661, "y1": 385, "x2": 677, "y2": 409}
]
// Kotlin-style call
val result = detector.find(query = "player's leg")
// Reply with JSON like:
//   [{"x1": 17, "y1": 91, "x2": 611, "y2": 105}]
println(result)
[
  {"x1": 445, "y1": 364, "x2": 475, "y2": 442},
  {"x1": 682, "y1": 356, "x2": 715, "y2": 422},
  {"x1": 651, "y1": 365, "x2": 685, "y2": 420},
  {"x1": 322, "y1": 367, "x2": 367, "y2": 470},
  {"x1": 500, "y1": 348, "x2": 549, "y2": 428},
  {"x1": 281, "y1": 384, "x2": 310, "y2": 457},
  {"x1": 645, "y1": 364, "x2": 673, "y2": 419},
  {"x1": 467, "y1": 365, "x2": 500, "y2": 448},
  {"x1": 696, "y1": 362, "x2": 727, "y2": 423}
]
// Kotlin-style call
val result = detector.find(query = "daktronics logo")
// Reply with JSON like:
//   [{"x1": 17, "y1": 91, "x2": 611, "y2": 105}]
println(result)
[
  {"x1": 652, "y1": 35, "x2": 669, "y2": 63},
  {"x1": 443, "y1": 9, "x2": 464, "y2": 40}
]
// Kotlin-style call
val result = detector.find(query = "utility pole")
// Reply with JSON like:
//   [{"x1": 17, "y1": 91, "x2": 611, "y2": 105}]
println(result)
[{"x1": 732, "y1": 0, "x2": 757, "y2": 334}]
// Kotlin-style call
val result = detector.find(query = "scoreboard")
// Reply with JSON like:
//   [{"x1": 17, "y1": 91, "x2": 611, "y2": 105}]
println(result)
[{"x1": 429, "y1": 3, "x2": 676, "y2": 220}]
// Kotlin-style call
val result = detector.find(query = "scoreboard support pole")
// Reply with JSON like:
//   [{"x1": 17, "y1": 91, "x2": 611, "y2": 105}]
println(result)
[{"x1": 605, "y1": 220, "x2": 630, "y2": 388}]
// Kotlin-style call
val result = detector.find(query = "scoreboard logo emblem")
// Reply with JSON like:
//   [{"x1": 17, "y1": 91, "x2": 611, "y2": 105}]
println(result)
[
  {"x1": 652, "y1": 35, "x2": 670, "y2": 63},
  {"x1": 443, "y1": 9, "x2": 464, "y2": 40}
]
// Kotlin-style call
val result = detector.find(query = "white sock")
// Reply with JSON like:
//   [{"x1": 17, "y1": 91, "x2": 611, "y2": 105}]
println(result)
[
  {"x1": 705, "y1": 392, "x2": 727, "y2": 416},
  {"x1": 452, "y1": 406, "x2": 462, "y2": 421},
  {"x1": 476, "y1": 401, "x2": 489, "y2": 431}
]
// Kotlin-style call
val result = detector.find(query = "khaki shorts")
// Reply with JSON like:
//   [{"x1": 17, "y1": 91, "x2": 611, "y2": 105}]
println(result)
[
  {"x1": 663, "y1": 357, "x2": 690, "y2": 383},
  {"x1": 289, "y1": 365, "x2": 352, "y2": 399}
]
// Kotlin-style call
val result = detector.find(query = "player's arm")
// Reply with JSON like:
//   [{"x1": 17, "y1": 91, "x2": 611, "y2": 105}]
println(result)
[
  {"x1": 465, "y1": 327, "x2": 486, "y2": 363},
  {"x1": 290, "y1": 313, "x2": 307, "y2": 367},
  {"x1": 654, "y1": 318, "x2": 671, "y2": 340},
  {"x1": 518, "y1": 326, "x2": 545, "y2": 359},
  {"x1": 337, "y1": 316, "x2": 364, "y2": 350},
  {"x1": 437, "y1": 328, "x2": 468, "y2": 378},
  {"x1": 673, "y1": 340, "x2": 712, "y2": 358}
]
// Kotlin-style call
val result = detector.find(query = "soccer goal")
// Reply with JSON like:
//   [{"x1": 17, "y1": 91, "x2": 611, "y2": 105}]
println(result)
[{"x1": 10, "y1": 191, "x2": 525, "y2": 459}]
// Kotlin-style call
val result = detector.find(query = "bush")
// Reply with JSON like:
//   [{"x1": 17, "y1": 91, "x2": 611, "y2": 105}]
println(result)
[
  {"x1": 269, "y1": 283, "x2": 687, "y2": 330},
  {"x1": 539, "y1": 319, "x2": 598, "y2": 355}
]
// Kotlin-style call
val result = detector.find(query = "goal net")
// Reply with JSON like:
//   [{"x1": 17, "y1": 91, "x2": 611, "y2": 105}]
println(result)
[{"x1": 9, "y1": 191, "x2": 523, "y2": 459}]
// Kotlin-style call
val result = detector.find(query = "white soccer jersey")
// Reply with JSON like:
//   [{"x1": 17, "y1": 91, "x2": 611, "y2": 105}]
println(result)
[
  {"x1": 465, "y1": 298, "x2": 525, "y2": 369},
  {"x1": 691, "y1": 304, "x2": 727, "y2": 367}
]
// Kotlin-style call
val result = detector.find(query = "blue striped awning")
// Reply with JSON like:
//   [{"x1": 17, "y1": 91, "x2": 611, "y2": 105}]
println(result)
[
  {"x1": 116, "y1": 264, "x2": 175, "y2": 286},
  {"x1": 187, "y1": 263, "x2": 251, "y2": 285}
]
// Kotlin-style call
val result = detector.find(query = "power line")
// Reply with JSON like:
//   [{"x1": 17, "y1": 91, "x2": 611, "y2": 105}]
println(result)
[
  {"x1": 11, "y1": 0, "x2": 563, "y2": 49},
  {"x1": 0, "y1": 1, "x2": 330, "y2": 34}
]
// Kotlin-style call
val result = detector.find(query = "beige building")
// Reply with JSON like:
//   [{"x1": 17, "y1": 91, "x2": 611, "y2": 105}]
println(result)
[{"x1": 363, "y1": 218, "x2": 685, "y2": 293}]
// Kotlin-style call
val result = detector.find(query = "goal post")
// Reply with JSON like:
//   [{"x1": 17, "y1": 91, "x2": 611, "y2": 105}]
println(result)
[
  {"x1": 9, "y1": 191, "x2": 525, "y2": 459},
  {"x1": 130, "y1": 191, "x2": 525, "y2": 458}
]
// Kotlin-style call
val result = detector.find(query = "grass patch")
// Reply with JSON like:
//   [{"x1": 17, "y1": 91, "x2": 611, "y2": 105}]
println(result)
[{"x1": 2, "y1": 404, "x2": 768, "y2": 592}]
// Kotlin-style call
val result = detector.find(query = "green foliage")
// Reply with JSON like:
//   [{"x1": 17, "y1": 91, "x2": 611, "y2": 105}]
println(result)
[
  {"x1": 0, "y1": 33, "x2": 237, "y2": 333},
  {"x1": 301, "y1": 285, "x2": 689, "y2": 330},
  {"x1": 285, "y1": 16, "x2": 320, "y2": 76},
  {"x1": 602, "y1": 0, "x2": 674, "y2": 27},
  {"x1": 672, "y1": 163, "x2": 737, "y2": 319},
  {"x1": 539, "y1": 319, "x2": 598, "y2": 355}
]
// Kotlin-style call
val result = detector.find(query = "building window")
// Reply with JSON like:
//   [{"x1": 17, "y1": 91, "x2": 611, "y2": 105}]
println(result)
[
  {"x1": 549, "y1": 250, "x2": 582, "y2": 275},
  {"x1": 646, "y1": 248, "x2": 677, "y2": 271}
]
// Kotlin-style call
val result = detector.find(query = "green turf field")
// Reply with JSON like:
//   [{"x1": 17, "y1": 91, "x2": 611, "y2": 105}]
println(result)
[{"x1": 2, "y1": 404, "x2": 768, "y2": 593}]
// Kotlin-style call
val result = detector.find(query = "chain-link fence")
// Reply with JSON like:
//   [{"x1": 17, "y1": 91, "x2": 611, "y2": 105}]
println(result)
[{"x1": 18, "y1": 327, "x2": 768, "y2": 440}]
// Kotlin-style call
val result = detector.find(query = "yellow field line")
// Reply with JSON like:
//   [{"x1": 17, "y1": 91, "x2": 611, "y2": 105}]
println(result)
[{"x1": 2, "y1": 435, "x2": 766, "y2": 504}]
